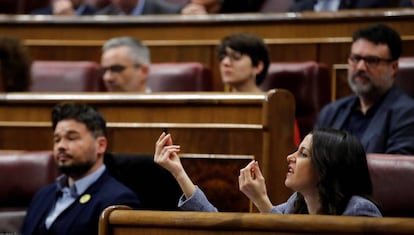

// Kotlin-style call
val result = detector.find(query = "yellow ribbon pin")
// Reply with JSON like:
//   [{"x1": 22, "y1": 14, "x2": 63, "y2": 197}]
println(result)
[{"x1": 79, "y1": 194, "x2": 91, "y2": 204}]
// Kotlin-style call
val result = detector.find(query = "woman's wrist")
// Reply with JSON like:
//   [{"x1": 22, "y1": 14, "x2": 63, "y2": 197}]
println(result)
[{"x1": 254, "y1": 196, "x2": 273, "y2": 213}]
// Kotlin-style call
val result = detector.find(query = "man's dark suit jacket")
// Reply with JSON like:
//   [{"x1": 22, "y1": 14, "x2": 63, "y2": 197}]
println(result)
[
  {"x1": 289, "y1": 0, "x2": 390, "y2": 11},
  {"x1": 316, "y1": 85, "x2": 414, "y2": 154},
  {"x1": 96, "y1": 0, "x2": 182, "y2": 15},
  {"x1": 21, "y1": 170, "x2": 141, "y2": 235},
  {"x1": 31, "y1": 4, "x2": 97, "y2": 15}
]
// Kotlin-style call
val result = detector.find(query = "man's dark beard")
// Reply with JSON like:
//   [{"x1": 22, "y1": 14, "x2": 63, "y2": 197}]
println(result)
[{"x1": 59, "y1": 160, "x2": 95, "y2": 178}]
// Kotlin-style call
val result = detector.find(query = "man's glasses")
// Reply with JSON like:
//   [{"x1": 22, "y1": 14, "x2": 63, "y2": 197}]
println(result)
[
  {"x1": 348, "y1": 54, "x2": 394, "y2": 68},
  {"x1": 99, "y1": 64, "x2": 140, "y2": 75}
]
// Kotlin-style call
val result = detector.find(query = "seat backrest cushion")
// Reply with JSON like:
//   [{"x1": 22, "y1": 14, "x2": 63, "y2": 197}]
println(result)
[
  {"x1": 260, "y1": 61, "x2": 331, "y2": 137},
  {"x1": 0, "y1": 151, "x2": 58, "y2": 208},
  {"x1": 367, "y1": 153, "x2": 414, "y2": 217},
  {"x1": 396, "y1": 57, "x2": 414, "y2": 98},
  {"x1": 147, "y1": 62, "x2": 212, "y2": 91},
  {"x1": 104, "y1": 153, "x2": 182, "y2": 211},
  {"x1": 30, "y1": 61, "x2": 104, "y2": 91}
]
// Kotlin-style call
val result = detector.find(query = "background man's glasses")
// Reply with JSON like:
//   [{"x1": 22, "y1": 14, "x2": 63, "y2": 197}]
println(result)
[
  {"x1": 100, "y1": 64, "x2": 140, "y2": 74},
  {"x1": 348, "y1": 54, "x2": 394, "y2": 68}
]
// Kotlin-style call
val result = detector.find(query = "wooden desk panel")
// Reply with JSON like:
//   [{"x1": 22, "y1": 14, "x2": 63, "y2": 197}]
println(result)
[
  {"x1": 0, "y1": 90, "x2": 296, "y2": 204},
  {"x1": 99, "y1": 207, "x2": 414, "y2": 235},
  {"x1": 180, "y1": 154, "x2": 254, "y2": 212}
]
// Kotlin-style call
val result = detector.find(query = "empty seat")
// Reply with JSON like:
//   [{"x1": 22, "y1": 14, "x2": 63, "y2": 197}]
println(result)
[
  {"x1": 0, "y1": 151, "x2": 58, "y2": 209},
  {"x1": 367, "y1": 153, "x2": 414, "y2": 217},
  {"x1": 260, "y1": 61, "x2": 331, "y2": 138},
  {"x1": 147, "y1": 62, "x2": 212, "y2": 92},
  {"x1": 0, "y1": 151, "x2": 58, "y2": 232},
  {"x1": 30, "y1": 61, "x2": 104, "y2": 92}
]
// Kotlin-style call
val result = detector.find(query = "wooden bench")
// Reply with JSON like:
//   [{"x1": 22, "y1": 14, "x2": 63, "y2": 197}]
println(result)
[
  {"x1": 0, "y1": 90, "x2": 296, "y2": 205},
  {"x1": 98, "y1": 206, "x2": 414, "y2": 235}
]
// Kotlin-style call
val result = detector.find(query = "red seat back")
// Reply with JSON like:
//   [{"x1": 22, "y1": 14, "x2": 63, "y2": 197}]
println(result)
[
  {"x1": 0, "y1": 151, "x2": 58, "y2": 208},
  {"x1": 367, "y1": 153, "x2": 414, "y2": 217},
  {"x1": 30, "y1": 61, "x2": 104, "y2": 92},
  {"x1": 147, "y1": 62, "x2": 212, "y2": 92},
  {"x1": 396, "y1": 57, "x2": 414, "y2": 98},
  {"x1": 260, "y1": 61, "x2": 331, "y2": 138}
]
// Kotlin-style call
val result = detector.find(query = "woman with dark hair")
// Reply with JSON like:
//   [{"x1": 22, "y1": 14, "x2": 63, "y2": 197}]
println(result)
[
  {"x1": 0, "y1": 37, "x2": 32, "y2": 91},
  {"x1": 154, "y1": 128, "x2": 381, "y2": 216},
  {"x1": 217, "y1": 33, "x2": 300, "y2": 144},
  {"x1": 217, "y1": 33, "x2": 270, "y2": 92}
]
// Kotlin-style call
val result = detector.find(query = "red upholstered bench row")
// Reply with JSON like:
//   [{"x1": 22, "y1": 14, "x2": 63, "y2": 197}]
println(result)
[{"x1": 30, "y1": 61, "x2": 213, "y2": 92}]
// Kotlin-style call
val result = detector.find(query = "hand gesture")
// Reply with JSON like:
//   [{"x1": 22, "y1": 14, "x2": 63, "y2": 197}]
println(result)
[
  {"x1": 154, "y1": 132, "x2": 196, "y2": 199},
  {"x1": 154, "y1": 132, "x2": 182, "y2": 177},
  {"x1": 239, "y1": 160, "x2": 273, "y2": 212}
]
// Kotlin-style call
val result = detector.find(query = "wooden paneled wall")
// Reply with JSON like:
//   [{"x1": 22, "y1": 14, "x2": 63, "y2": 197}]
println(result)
[{"x1": 1, "y1": 9, "x2": 414, "y2": 91}]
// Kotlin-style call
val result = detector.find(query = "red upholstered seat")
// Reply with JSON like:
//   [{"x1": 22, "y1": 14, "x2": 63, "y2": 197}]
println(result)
[
  {"x1": 30, "y1": 61, "x2": 104, "y2": 92},
  {"x1": 396, "y1": 57, "x2": 414, "y2": 98},
  {"x1": 147, "y1": 62, "x2": 212, "y2": 91},
  {"x1": 367, "y1": 153, "x2": 414, "y2": 217},
  {"x1": 0, "y1": 151, "x2": 58, "y2": 232},
  {"x1": 0, "y1": 151, "x2": 58, "y2": 209},
  {"x1": 260, "y1": 61, "x2": 331, "y2": 139}
]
